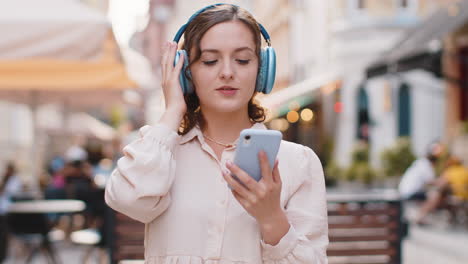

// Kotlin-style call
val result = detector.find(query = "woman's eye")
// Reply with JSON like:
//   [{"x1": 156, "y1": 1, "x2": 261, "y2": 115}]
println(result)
[
  {"x1": 236, "y1": 59, "x2": 250, "y2": 65},
  {"x1": 202, "y1": 60, "x2": 217, "y2": 65}
]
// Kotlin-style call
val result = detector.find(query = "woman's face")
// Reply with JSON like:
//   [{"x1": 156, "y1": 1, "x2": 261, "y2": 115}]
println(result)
[{"x1": 190, "y1": 20, "x2": 259, "y2": 114}]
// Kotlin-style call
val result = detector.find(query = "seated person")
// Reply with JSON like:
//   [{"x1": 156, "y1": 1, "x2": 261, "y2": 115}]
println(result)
[
  {"x1": 398, "y1": 142, "x2": 444, "y2": 200},
  {"x1": 0, "y1": 162, "x2": 23, "y2": 262},
  {"x1": 64, "y1": 160, "x2": 103, "y2": 228},
  {"x1": 415, "y1": 156, "x2": 468, "y2": 225}
]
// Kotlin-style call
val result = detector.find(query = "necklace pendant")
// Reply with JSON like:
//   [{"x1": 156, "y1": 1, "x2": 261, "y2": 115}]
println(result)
[{"x1": 203, "y1": 133, "x2": 235, "y2": 148}]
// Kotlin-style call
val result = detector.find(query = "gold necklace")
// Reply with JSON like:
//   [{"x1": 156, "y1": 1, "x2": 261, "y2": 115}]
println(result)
[{"x1": 203, "y1": 133, "x2": 236, "y2": 148}]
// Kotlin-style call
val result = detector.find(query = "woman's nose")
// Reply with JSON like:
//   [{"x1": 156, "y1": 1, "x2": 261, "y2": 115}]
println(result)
[{"x1": 219, "y1": 61, "x2": 234, "y2": 80}]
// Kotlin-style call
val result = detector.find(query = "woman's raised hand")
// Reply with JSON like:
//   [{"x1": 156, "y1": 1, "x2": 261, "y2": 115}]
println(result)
[{"x1": 159, "y1": 41, "x2": 187, "y2": 131}]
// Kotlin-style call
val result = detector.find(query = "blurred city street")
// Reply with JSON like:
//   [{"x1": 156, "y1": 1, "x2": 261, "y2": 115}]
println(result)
[{"x1": 1, "y1": 0, "x2": 468, "y2": 263}]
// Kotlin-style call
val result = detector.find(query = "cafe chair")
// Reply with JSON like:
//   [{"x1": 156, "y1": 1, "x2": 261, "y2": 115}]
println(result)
[
  {"x1": 70, "y1": 228, "x2": 109, "y2": 264},
  {"x1": 7, "y1": 212, "x2": 60, "y2": 264}
]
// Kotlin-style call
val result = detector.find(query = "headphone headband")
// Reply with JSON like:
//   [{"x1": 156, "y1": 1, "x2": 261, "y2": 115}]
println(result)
[
  {"x1": 172, "y1": 3, "x2": 276, "y2": 95},
  {"x1": 173, "y1": 3, "x2": 271, "y2": 46}
]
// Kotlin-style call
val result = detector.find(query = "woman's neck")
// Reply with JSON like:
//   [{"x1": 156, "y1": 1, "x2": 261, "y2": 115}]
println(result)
[{"x1": 201, "y1": 108, "x2": 253, "y2": 144}]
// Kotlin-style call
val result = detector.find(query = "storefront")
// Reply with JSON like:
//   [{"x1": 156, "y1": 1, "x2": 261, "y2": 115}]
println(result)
[{"x1": 365, "y1": 0, "x2": 468, "y2": 160}]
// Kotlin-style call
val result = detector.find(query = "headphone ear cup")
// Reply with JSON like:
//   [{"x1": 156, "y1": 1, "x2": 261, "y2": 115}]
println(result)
[
  {"x1": 256, "y1": 50, "x2": 267, "y2": 93},
  {"x1": 263, "y1": 47, "x2": 276, "y2": 94},
  {"x1": 256, "y1": 47, "x2": 276, "y2": 94},
  {"x1": 174, "y1": 50, "x2": 193, "y2": 95}
]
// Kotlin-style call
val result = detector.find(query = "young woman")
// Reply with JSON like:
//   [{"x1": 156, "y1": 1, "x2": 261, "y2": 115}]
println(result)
[{"x1": 105, "y1": 4, "x2": 328, "y2": 263}]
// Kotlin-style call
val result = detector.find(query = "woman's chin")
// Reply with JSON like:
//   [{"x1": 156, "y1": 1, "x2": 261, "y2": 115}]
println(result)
[{"x1": 203, "y1": 102, "x2": 247, "y2": 114}]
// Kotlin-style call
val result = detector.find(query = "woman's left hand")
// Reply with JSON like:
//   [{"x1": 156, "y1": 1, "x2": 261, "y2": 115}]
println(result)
[{"x1": 223, "y1": 151, "x2": 284, "y2": 226}]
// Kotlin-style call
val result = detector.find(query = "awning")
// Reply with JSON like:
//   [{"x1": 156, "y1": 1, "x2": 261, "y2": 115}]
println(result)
[
  {"x1": 366, "y1": 0, "x2": 468, "y2": 78},
  {"x1": 0, "y1": 0, "x2": 137, "y2": 107},
  {"x1": 0, "y1": 0, "x2": 108, "y2": 61},
  {"x1": 258, "y1": 70, "x2": 338, "y2": 120}
]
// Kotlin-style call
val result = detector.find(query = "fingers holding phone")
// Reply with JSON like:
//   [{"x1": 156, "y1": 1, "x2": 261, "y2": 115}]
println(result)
[
  {"x1": 223, "y1": 129, "x2": 284, "y2": 223},
  {"x1": 224, "y1": 155, "x2": 283, "y2": 225}
]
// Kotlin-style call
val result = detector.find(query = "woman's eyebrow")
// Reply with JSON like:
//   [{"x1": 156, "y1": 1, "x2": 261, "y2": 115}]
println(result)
[
  {"x1": 200, "y1": 47, "x2": 255, "y2": 54},
  {"x1": 200, "y1": 49, "x2": 219, "y2": 54},
  {"x1": 233, "y1": 47, "x2": 254, "y2": 53}
]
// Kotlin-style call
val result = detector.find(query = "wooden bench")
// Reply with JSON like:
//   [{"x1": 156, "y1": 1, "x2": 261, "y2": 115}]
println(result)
[
  {"x1": 107, "y1": 210, "x2": 145, "y2": 264},
  {"x1": 108, "y1": 190, "x2": 405, "y2": 264},
  {"x1": 327, "y1": 191, "x2": 406, "y2": 264}
]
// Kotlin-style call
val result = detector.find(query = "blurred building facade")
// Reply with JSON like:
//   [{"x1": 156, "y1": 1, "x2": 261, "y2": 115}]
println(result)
[
  {"x1": 365, "y1": 0, "x2": 468, "y2": 161},
  {"x1": 445, "y1": 16, "x2": 468, "y2": 164},
  {"x1": 331, "y1": 0, "x2": 443, "y2": 168},
  {"x1": 251, "y1": 0, "x2": 443, "y2": 168},
  {"x1": 256, "y1": 0, "x2": 453, "y2": 171}
]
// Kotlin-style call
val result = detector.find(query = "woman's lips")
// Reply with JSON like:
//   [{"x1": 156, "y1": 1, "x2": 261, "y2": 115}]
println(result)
[
  {"x1": 216, "y1": 86, "x2": 238, "y2": 96},
  {"x1": 217, "y1": 89, "x2": 238, "y2": 95}
]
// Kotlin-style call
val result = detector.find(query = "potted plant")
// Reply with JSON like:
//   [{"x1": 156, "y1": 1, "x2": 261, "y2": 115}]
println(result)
[
  {"x1": 324, "y1": 159, "x2": 342, "y2": 187},
  {"x1": 342, "y1": 141, "x2": 377, "y2": 188},
  {"x1": 380, "y1": 137, "x2": 416, "y2": 187}
]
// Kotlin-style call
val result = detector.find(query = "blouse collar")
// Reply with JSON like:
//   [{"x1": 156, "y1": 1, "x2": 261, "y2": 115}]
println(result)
[{"x1": 179, "y1": 122, "x2": 267, "y2": 145}]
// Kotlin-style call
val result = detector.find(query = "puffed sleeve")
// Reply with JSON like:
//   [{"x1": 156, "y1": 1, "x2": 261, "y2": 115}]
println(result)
[
  {"x1": 261, "y1": 146, "x2": 329, "y2": 263},
  {"x1": 105, "y1": 124, "x2": 180, "y2": 224}
]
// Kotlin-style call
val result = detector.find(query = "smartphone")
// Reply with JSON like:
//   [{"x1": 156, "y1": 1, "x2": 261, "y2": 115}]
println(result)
[{"x1": 233, "y1": 129, "x2": 282, "y2": 182}]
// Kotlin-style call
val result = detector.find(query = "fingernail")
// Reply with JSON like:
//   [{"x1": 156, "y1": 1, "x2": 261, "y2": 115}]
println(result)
[{"x1": 226, "y1": 160, "x2": 233, "y2": 167}]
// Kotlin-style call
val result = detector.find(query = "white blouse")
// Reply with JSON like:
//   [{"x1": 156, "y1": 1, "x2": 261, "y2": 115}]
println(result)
[{"x1": 105, "y1": 123, "x2": 328, "y2": 264}]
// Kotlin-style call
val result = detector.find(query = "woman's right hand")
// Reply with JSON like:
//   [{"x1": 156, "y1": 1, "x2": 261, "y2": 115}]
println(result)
[{"x1": 159, "y1": 41, "x2": 187, "y2": 131}]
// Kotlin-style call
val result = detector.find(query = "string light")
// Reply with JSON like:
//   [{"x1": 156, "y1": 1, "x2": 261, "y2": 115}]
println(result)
[
  {"x1": 300, "y1": 108, "x2": 314, "y2": 122},
  {"x1": 286, "y1": 111, "x2": 300, "y2": 123}
]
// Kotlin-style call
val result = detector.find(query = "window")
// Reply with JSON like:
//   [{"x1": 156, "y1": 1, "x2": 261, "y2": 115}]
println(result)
[
  {"x1": 398, "y1": 83, "x2": 411, "y2": 136},
  {"x1": 357, "y1": 86, "x2": 370, "y2": 141},
  {"x1": 460, "y1": 47, "x2": 468, "y2": 121}
]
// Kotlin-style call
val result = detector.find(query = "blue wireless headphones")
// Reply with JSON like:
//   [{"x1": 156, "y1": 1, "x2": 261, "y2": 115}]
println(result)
[{"x1": 173, "y1": 3, "x2": 276, "y2": 95}]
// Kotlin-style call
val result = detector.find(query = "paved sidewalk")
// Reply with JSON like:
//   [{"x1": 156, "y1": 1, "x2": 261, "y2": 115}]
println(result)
[
  {"x1": 4, "y1": 239, "x2": 106, "y2": 264},
  {"x1": 403, "y1": 202, "x2": 468, "y2": 264},
  {"x1": 403, "y1": 224, "x2": 468, "y2": 264}
]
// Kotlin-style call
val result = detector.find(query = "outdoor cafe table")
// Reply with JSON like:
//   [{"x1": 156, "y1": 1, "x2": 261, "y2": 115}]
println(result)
[
  {"x1": 7, "y1": 199, "x2": 86, "y2": 264},
  {"x1": 8, "y1": 199, "x2": 86, "y2": 214}
]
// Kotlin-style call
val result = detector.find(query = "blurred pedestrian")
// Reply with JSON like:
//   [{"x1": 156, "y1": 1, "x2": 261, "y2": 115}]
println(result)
[
  {"x1": 65, "y1": 135, "x2": 88, "y2": 163},
  {"x1": 48, "y1": 155, "x2": 66, "y2": 189},
  {"x1": 105, "y1": 4, "x2": 328, "y2": 263},
  {"x1": 414, "y1": 155, "x2": 468, "y2": 225},
  {"x1": 398, "y1": 141, "x2": 445, "y2": 200}
]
